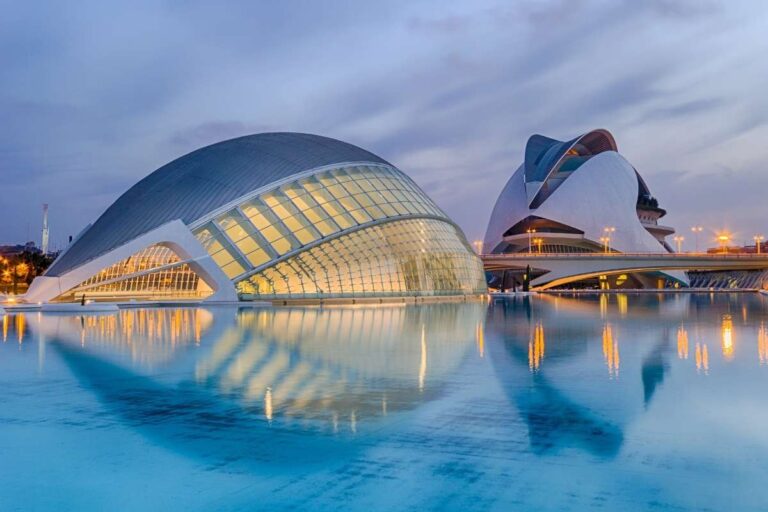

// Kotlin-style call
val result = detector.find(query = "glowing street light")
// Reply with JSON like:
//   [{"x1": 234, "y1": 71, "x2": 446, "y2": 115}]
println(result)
[
  {"x1": 754, "y1": 235, "x2": 764, "y2": 255},
  {"x1": 473, "y1": 240, "x2": 483, "y2": 255},
  {"x1": 599, "y1": 236, "x2": 610, "y2": 253},
  {"x1": 526, "y1": 228, "x2": 536, "y2": 254},
  {"x1": 717, "y1": 233, "x2": 730, "y2": 254},
  {"x1": 603, "y1": 227, "x2": 616, "y2": 253},
  {"x1": 533, "y1": 237, "x2": 544, "y2": 254},
  {"x1": 673, "y1": 235, "x2": 685, "y2": 253},
  {"x1": 691, "y1": 226, "x2": 703, "y2": 253}
]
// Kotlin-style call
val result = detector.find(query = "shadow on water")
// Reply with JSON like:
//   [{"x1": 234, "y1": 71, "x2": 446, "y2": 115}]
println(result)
[{"x1": 486, "y1": 297, "x2": 624, "y2": 459}]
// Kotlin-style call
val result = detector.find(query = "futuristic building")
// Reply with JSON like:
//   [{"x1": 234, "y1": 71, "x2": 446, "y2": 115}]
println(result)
[
  {"x1": 484, "y1": 129, "x2": 685, "y2": 289},
  {"x1": 27, "y1": 133, "x2": 486, "y2": 303}
]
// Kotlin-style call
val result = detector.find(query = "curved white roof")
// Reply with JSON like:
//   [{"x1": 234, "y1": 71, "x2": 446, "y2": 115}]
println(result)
[{"x1": 47, "y1": 133, "x2": 390, "y2": 276}]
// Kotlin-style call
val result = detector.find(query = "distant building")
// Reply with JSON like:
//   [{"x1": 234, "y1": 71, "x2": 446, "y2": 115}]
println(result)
[
  {"x1": 483, "y1": 129, "x2": 684, "y2": 289},
  {"x1": 27, "y1": 133, "x2": 486, "y2": 303},
  {"x1": 0, "y1": 242, "x2": 40, "y2": 257},
  {"x1": 706, "y1": 242, "x2": 768, "y2": 254},
  {"x1": 694, "y1": 241, "x2": 768, "y2": 288}
]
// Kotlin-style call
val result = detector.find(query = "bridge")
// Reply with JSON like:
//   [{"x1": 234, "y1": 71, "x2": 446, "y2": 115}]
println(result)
[{"x1": 481, "y1": 252, "x2": 768, "y2": 290}]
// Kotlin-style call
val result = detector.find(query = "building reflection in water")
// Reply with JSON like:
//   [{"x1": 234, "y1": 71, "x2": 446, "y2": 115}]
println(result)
[
  {"x1": 192, "y1": 303, "x2": 484, "y2": 430},
  {"x1": 695, "y1": 343, "x2": 710, "y2": 374},
  {"x1": 617, "y1": 293, "x2": 628, "y2": 317},
  {"x1": 28, "y1": 309, "x2": 213, "y2": 365},
  {"x1": 602, "y1": 323, "x2": 619, "y2": 378},
  {"x1": 16, "y1": 314, "x2": 25, "y2": 344},
  {"x1": 677, "y1": 326, "x2": 689, "y2": 360},
  {"x1": 528, "y1": 321, "x2": 545, "y2": 372},
  {"x1": 721, "y1": 314, "x2": 734, "y2": 361},
  {"x1": 25, "y1": 303, "x2": 485, "y2": 467},
  {"x1": 759, "y1": 322, "x2": 768, "y2": 366},
  {"x1": 486, "y1": 297, "x2": 625, "y2": 459},
  {"x1": 476, "y1": 321, "x2": 485, "y2": 358},
  {"x1": 32, "y1": 303, "x2": 484, "y2": 433},
  {"x1": 1, "y1": 313, "x2": 27, "y2": 344}
]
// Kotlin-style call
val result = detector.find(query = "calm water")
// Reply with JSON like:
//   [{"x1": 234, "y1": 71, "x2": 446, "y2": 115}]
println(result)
[{"x1": 2, "y1": 293, "x2": 768, "y2": 511}]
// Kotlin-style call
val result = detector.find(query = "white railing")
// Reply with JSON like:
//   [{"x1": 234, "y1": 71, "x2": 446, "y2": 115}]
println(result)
[{"x1": 480, "y1": 252, "x2": 768, "y2": 260}]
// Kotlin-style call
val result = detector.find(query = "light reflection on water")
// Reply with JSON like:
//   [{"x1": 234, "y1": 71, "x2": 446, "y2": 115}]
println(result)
[{"x1": 1, "y1": 293, "x2": 768, "y2": 510}]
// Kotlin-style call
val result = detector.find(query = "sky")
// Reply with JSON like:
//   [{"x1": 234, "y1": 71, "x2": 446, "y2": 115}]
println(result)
[{"x1": 2, "y1": 0, "x2": 768, "y2": 252}]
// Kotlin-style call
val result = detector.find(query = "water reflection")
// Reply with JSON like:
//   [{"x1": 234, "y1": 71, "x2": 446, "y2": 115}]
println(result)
[
  {"x1": 486, "y1": 298, "x2": 624, "y2": 458},
  {"x1": 602, "y1": 323, "x2": 620, "y2": 378},
  {"x1": 677, "y1": 326, "x2": 689, "y2": 359},
  {"x1": 10, "y1": 292, "x2": 768, "y2": 470},
  {"x1": 27, "y1": 303, "x2": 485, "y2": 467},
  {"x1": 722, "y1": 314, "x2": 734, "y2": 360},
  {"x1": 695, "y1": 342, "x2": 710, "y2": 373},
  {"x1": 528, "y1": 322, "x2": 545, "y2": 371},
  {"x1": 30, "y1": 309, "x2": 213, "y2": 364}
]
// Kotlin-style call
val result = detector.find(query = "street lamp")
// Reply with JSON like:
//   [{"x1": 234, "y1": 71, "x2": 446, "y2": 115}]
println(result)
[
  {"x1": 599, "y1": 236, "x2": 610, "y2": 253},
  {"x1": 526, "y1": 228, "x2": 536, "y2": 254},
  {"x1": 533, "y1": 237, "x2": 544, "y2": 254},
  {"x1": 754, "y1": 235, "x2": 764, "y2": 255},
  {"x1": 673, "y1": 235, "x2": 685, "y2": 253},
  {"x1": 717, "y1": 234, "x2": 730, "y2": 254},
  {"x1": 691, "y1": 226, "x2": 703, "y2": 253},
  {"x1": 473, "y1": 240, "x2": 483, "y2": 255},
  {"x1": 603, "y1": 227, "x2": 616, "y2": 253}
]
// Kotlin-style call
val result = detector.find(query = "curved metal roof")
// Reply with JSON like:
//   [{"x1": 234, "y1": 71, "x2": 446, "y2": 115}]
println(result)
[
  {"x1": 525, "y1": 129, "x2": 617, "y2": 208},
  {"x1": 524, "y1": 129, "x2": 617, "y2": 185},
  {"x1": 47, "y1": 132, "x2": 391, "y2": 277}
]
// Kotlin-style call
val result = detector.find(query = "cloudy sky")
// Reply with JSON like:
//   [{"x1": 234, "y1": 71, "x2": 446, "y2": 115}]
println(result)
[{"x1": 2, "y1": 0, "x2": 768, "y2": 251}]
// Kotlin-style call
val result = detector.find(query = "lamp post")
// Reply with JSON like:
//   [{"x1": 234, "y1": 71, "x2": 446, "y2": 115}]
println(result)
[
  {"x1": 717, "y1": 234, "x2": 730, "y2": 255},
  {"x1": 473, "y1": 240, "x2": 483, "y2": 255},
  {"x1": 603, "y1": 227, "x2": 615, "y2": 253},
  {"x1": 533, "y1": 237, "x2": 544, "y2": 254},
  {"x1": 526, "y1": 228, "x2": 536, "y2": 254},
  {"x1": 600, "y1": 236, "x2": 609, "y2": 253},
  {"x1": 691, "y1": 226, "x2": 703, "y2": 253},
  {"x1": 754, "y1": 235, "x2": 764, "y2": 255},
  {"x1": 673, "y1": 235, "x2": 685, "y2": 253}
]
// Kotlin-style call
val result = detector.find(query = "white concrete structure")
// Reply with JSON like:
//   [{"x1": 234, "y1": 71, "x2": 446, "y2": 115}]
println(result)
[
  {"x1": 483, "y1": 252, "x2": 768, "y2": 290},
  {"x1": 484, "y1": 129, "x2": 685, "y2": 289},
  {"x1": 28, "y1": 133, "x2": 486, "y2": 303}
]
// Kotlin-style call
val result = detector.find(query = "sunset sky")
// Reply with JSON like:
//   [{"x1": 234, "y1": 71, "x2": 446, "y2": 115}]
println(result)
[{"x1": 2, "y1": 0, "x2": 768, "y2": 250}]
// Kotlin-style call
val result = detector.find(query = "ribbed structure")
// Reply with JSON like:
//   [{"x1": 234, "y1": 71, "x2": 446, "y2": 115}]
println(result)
[
  {"x1": 524, "y1": 129, "x2": 617, "y2": 186},
  {"x1": 47, "y1": 133, "x2": 389, "y2": 276}
]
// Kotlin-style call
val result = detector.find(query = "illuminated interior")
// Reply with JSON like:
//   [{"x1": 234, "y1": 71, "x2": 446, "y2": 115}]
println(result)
[
  {"x1": 237, "y1": 218, "x2": 486, "y2": 299},
  {"x1": 54, "y1": 245, "x2": 212, "y2": 301},
  {"x1": 193, "y1": 164, "x2": 485, "y2": 300}
]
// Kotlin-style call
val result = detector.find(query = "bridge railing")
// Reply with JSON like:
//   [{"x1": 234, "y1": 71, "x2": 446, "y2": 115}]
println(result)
[{"x1": 480, "y1": 252, "x2": 768, "y2": 260}]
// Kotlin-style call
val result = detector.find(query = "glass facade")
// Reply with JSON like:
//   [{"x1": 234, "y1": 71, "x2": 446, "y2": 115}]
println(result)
[
  {"x1": 688, "y1": 270, "x2": 768, "y2": 290},
  {"x1": 237, "y1": 218, "x2": 487, "y2": 299},
  {"x1": 190, "y1": 163, "x2": 484, "y2": 300},
  {"x1": 55, "y1": 244, "x2": 212, "y2": 301}
]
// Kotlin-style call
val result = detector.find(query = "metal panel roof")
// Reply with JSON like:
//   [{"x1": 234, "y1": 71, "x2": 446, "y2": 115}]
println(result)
[{"x1": 47, "y1": 132, "x2": 390, "y2": 276}]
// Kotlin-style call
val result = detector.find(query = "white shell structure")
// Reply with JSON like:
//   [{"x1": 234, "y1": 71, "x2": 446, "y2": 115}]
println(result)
[{"x1": 484, "y1": 129, "x2": 685, "y2": 288}]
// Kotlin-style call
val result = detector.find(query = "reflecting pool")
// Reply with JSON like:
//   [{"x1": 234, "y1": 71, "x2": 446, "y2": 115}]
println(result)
[{"x1": 1, "y1": 294, "x2": 768, "y2": 511}]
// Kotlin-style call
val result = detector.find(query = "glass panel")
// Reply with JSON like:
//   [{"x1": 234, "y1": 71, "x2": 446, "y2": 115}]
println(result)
[
  {"x1": 200, "y1": 164, "x2": 455, "y2": 286},
  {"x1": 58, "y1": 252, "x2": 212, "y2": 302},
  {"x1": 235, "y1": 218, "x2": 486, "y2": 300}
]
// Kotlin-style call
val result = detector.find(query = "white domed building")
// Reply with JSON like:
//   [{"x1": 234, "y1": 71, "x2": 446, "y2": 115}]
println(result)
[
  {"x1": 27, "y1": 133, "x2": 486, "y2": 303},
  {"x1": 484, "y1": 129, "x2": 685, "y2": 289}
]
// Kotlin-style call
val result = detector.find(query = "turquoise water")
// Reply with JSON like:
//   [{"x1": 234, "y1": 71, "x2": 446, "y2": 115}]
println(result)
[{"x1": 1, "y1": 293, "x2": 768, "y2": 511}]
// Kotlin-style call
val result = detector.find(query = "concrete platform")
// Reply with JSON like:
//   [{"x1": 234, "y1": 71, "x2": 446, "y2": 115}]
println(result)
[{"x1": 41, "y1": 303, "x2": 119, "y2": 313}]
